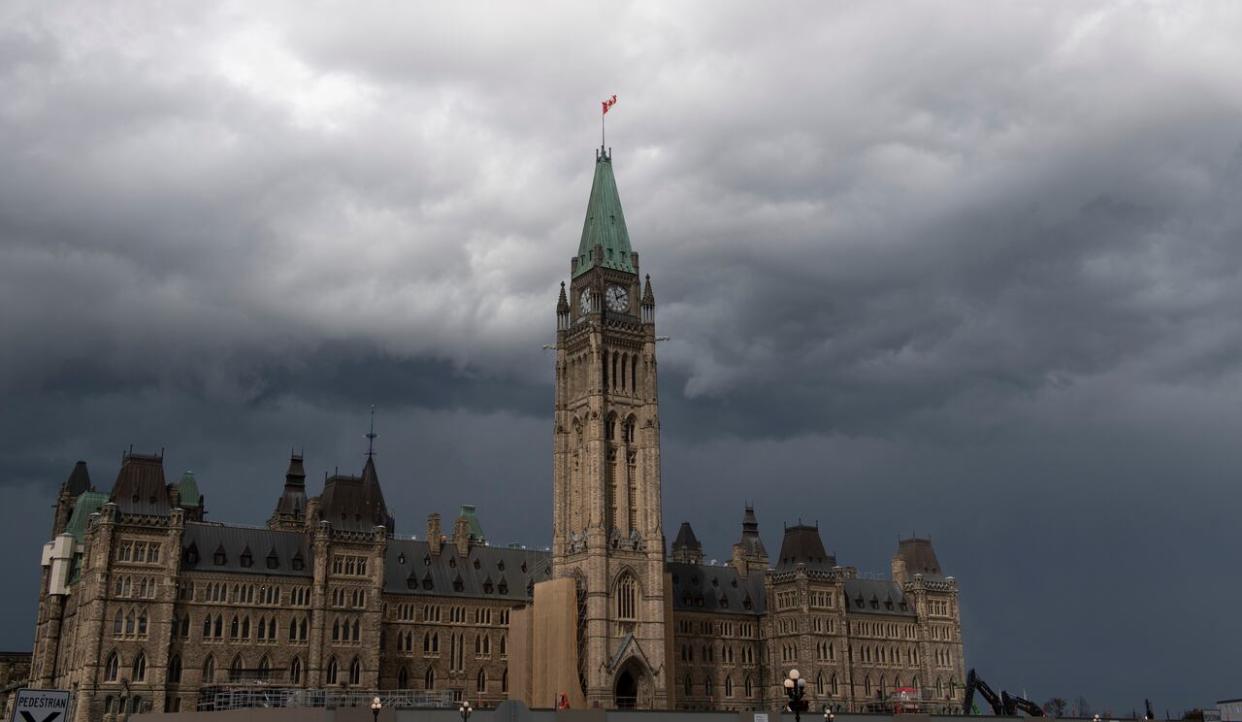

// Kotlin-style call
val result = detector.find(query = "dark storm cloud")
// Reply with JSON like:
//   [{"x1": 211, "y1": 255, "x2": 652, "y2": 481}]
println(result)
[{"x1": 3, "y1": 0, "x2": 1242, "y2": 712}]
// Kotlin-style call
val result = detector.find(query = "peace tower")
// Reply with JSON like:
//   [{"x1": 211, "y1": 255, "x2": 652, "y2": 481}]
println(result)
[{"x1": 550, "y1": 146, "x2": 668, "y2": 708}]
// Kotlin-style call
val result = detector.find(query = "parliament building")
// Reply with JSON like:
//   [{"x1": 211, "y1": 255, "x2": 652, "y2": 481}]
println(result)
[{"x1": 29, "y1": 147, "x2": 967, "y2": 718}]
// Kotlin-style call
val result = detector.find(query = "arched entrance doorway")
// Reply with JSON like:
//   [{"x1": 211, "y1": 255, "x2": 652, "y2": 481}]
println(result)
[
  {"x1": 613, "y1": 658, "x2": 652, "y2": 709},
  {"x1": 615, "y1": 669, "x2": 638, "y2": 709}
]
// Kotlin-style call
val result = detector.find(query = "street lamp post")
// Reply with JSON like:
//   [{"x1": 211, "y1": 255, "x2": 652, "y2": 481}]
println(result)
[
  {"x1": 824, "y1": 708, "x2": 835, "y2": 722},
  {"x1": 784, "y1": 669, "x2": 808, "y2": 722},
  {"x1": 371, "y1": 696, "x2": 383, "y2": 722},
  {"x1": 460, "y1": 699, "x2": 474, "y2": 722}
]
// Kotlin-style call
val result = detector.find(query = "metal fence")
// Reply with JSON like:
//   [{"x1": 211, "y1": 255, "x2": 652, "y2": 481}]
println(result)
[{"x1": 196, "y1": 686, "x2": 456, "y2": 712}]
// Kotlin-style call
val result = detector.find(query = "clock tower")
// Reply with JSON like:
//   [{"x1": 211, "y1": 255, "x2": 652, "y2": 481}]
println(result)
[{"x1": 552, "y1": 146, "x2": 668, "y2": 708}]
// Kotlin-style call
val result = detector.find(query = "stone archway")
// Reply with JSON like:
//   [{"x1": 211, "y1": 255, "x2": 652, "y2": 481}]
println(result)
[{"x1": 614, "y1": 659, "x2": 653, "y2": 709}]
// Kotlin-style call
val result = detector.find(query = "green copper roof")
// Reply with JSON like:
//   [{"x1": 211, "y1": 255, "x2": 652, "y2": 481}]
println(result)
[
  {"x1": 459, "y1": 504, "x2": 486, "y2": 542},
  {"x1": 64, "y1": 491, "x2": 109, "y2": 542},
  {"x1": 574, "y1": 149, "x2": 635, "y2": 277},
  {"x1": 176, "y1": 470, "x2": 202, "y2": 508}
]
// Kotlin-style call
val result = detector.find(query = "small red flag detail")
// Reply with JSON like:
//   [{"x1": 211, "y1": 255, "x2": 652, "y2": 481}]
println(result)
[{"x1": 602, "y1": 94, "x2": 617, "y2": 114}]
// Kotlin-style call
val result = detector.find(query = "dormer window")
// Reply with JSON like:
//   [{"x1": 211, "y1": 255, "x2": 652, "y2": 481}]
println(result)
[
  {"x1": 292, "y1": 553, "x2": 305, "y2": 571},
  {"x1": 453, "y1": 575, "x2": 464, "y2": 592},
  {"x1": 473, "y1": 559, "x2": 481, "y2": 570},
  {"x1": 240, "y1": 550, "x2": 254, "y2": 568},
  {"x1": 483, "y1": 579, "x2": 494, "y2": 594},
  {"x1": 498, "y1": 579, "x2": 509, "y2": 595},
  {"x1": 398, "y1": 553, "x2": 406, "y2": 565},
  {"x1": 422, "y1": 573, "x2": 433, "y2": 591},
  {"x1": 266, "y1": 553, "x2": 279, "y2": 570},
  {"x1": 497, "y1": 560, "x2": 505, "y2": 572}
]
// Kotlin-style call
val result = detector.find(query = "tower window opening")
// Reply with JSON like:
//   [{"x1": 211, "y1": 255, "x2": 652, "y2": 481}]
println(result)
[{"x1": 616, "y1": 574, "x2": 637, "y2": 620}]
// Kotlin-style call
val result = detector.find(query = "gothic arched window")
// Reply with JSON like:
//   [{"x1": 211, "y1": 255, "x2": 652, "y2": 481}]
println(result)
[
  {"x1": 684, "y1": 674, "x2": 692, "y2": 696},
  {"x1": 349, "y1": 657, "x2": 361, "y2": 686},
  {"x1": 229, "y1": 655, "x2": 244, "y2": 682},
  {"x1": 258, "y1": 656, "x2": 271, "y2": 681},
  {"x1": 202, "y1": 655, "x2": 215, "y2": 683},
  {"x1": 615, "y1": 573, "x2": 637, "y2": 620},
  {"x1": 477, "y1": 668, "x2": 487, "y2": 693},
  {"x1": 290, "y1": 657, "x2": 302, "y2": 685},
  {"x1": 745, "y1": 675, "x2": 754, "y2": 697},
  {"x1": 169, "y1": 655, "x2": 182, "y2": 683},
  {"x1": 398, "y1": 666, "x2": 409, "y2": 689},
  {"x1": 724, "y1": 676, "x2": 733, "y2": 698},
  {"x1": 132, "y1": 652, "x2": 146, "y2": 682},
  {"x1": 425, "y1": 667, "x2": 436, "y2": 690},
  {"x1": 326, "y1": 656, "x2": 339, "y2": 685},
  {"x1": 104, "y1": 651, "x2": 119, "y2": 681}
]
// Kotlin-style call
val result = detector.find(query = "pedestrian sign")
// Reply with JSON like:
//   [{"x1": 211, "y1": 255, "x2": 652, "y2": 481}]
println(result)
[{"x1": 10, "y1": 689, "x2": 71, "y2": 722}]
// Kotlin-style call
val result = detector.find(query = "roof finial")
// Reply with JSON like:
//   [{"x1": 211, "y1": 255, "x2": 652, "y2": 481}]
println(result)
[{"x1": 365, "y1": 404, "x2": 377, "y2": 458}]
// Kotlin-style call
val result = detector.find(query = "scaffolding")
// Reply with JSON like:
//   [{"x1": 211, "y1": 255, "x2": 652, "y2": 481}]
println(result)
[{"x1": 196, "y1": 686, "x2": 455, "y2": 712}]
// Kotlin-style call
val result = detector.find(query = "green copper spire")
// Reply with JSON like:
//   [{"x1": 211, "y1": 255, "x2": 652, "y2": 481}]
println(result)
[{"x1": 574, "y1": 148, "x2": 635, "y2": 278}]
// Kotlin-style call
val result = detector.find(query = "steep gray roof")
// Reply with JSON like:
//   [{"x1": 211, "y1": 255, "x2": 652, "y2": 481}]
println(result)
[
  {"x1": 896, "y1": 537, "x2": 944, "y2": 580},
  {"x1": 63, "y1": 461, "x2": 93, "y2": 496},
  {"x1": 383, "y1": 539, "x2": 552, "y2": 601},
  {"x1": 843, "y1": 579, "x2": 916, "y2": 617},
  {"x1": 776, "y1": 524, "x2": 836, "y2": 570},
  {"x1": 671, "y1": 522, "x2": 702, "y2": 554},
  {"x1": 318, "y1": 457, "x2": 394, "y2": 535},
  {"x1": 109, "y1": 453, "x2": 171, "y2": 516},
  {"x1": 667, "y1": 562, "x2": 766, "y2": 616},
  {"x1": 181, "y1": 523, "x2": 313, "y2": 579}
]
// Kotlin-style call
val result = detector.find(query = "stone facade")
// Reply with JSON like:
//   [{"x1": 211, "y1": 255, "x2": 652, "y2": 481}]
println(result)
[{"x1": 27, "y1": 146, "x2": 966, "y2": 717}]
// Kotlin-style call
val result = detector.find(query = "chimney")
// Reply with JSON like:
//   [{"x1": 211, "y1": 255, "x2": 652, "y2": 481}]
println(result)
[
  {"x1": 891, "y1": 554, "x2": 908, "y2": 586},
  {"x1": 426, "y1": 513, "x2": 442, "y2": 556},
  {"x1": 453, "y1": 515, "x2": 471, "y2": 557}
]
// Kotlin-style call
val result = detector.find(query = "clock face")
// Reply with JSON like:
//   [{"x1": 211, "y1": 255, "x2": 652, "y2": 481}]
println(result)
[
  {"x1": 579, "y1": 289, "x2": 592, "y2": 314},
  {"x1": 605, "y1": 285, "x2": 630, "y2": 312}
]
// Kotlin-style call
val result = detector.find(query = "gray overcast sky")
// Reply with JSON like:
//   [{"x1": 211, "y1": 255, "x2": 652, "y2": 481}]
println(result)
[{"x1": 3, "y1": 1, "x2": 1241, "y2": 713}]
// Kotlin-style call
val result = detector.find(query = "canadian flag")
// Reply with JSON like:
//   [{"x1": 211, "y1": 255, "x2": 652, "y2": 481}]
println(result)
[{"x1": 602, "y1": 94, "x2": 618, "y2": 114}]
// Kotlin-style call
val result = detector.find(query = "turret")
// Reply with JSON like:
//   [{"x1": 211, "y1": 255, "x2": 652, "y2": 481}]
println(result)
[
  {"x1": 641, "y1": 274, "x2": 655, "y2": 324},
  {"x1": 51, "y1": 461, "x2": 92, "y2": 537},
  {"x1": 731, "y1": 504, "x2": 769, "y2": 574},
  {"x1": 670, "y1": 522, "x2": 703, "y2": 564},
  {"x1": 557, "y1": 282, "x2": 570, "y2": 331},
  {"x1": 269, "y1": 453, "x2": 308, "y2": 531}
]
